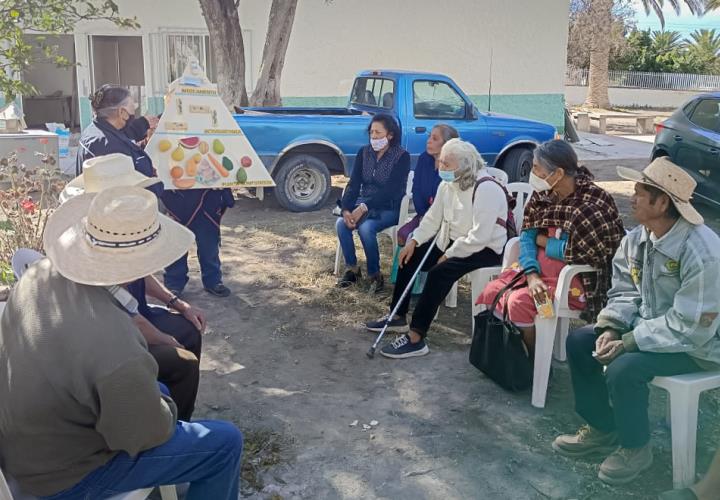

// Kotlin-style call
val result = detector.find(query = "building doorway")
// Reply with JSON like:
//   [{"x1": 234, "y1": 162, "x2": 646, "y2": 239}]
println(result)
[{"x1": 22, "y1": 34, "x2": 78, "y2": 129}]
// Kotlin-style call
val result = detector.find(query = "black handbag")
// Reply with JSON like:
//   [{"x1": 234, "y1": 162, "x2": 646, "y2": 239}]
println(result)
[{"x1": 469, "y1": 271, "x2": 534, "y2": 391}]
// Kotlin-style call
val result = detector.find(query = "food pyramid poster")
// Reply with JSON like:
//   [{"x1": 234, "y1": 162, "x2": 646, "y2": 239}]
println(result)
[{"x1": 147, "y1": 58, "x2": 275, "y2": 190}]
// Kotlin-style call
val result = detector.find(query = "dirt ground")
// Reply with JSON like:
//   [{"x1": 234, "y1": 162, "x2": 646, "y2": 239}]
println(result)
[{"x1": 177, "y1": 159, "x2": 720, "y2": 500}]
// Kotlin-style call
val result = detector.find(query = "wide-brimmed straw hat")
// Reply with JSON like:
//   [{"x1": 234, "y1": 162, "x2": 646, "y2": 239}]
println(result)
[
  {"x1": 617, "y1": 157, "x2": 703, "y2": 225},
  {"x1": 60, "y1": 153, "x2": 161, "y2": 203},
  {"x1": 44, "y1": 186, "x2": 193, "y2": 286}
]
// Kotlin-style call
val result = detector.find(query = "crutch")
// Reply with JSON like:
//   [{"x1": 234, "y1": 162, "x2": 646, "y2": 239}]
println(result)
[{"x1": 367, "y1": 232, "x2": 440, "y2": 359}]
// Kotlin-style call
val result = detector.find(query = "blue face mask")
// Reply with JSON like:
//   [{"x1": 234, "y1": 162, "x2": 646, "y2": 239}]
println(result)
[{"x1": 438, "y1": 170, "x2": 456, "y2": 183}]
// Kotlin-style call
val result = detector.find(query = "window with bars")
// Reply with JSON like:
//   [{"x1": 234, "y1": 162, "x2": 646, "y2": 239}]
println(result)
[{"x1": 166, "y1": 34, "x2": 217, "y2": 83}]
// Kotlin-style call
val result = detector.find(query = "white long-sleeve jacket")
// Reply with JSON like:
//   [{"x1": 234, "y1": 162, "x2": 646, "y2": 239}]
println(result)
[{"x1": 411, "y1": 174, "x2": 507, "y2": 259}]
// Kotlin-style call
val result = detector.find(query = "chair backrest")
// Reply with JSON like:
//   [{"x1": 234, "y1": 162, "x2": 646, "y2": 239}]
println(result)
[
  {"x1": 0, "y1": 468, "x2": 15, "y2": 500},
  {"x1": 398, "y1": 170, "x2": 414, "y2": 224},
  {"x1": 506, "y1": 182, "x2": 534, "y2": 230},
  {"x1": 11, "y1": 248, "x2": 44, "y2": 280},
  {"x1": 484, "y1": 167, "x2": 508, "y2": 185}
]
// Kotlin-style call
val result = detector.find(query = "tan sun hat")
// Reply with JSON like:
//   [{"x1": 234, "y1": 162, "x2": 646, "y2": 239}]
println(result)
[
  {"x1": 60, "y1": 153, "x2": 162, "y2": 203},
  {"x1": 44, "y1": 186, "x2": 193, "y2": 286},
  {"x1": 617, "y1": 157, "x2": 703, "y2": 225}
]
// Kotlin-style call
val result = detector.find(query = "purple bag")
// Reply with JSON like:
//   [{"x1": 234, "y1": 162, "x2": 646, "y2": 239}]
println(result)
[{"x1": 397, "y1": 214, "x2": 423, "y2": 246}]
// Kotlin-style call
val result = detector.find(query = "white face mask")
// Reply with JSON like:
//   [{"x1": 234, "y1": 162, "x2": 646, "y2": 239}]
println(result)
[
  {"x1": 370, "y1": 137, "x2": 389, "y2": 151},
  {"x1": 529, "y1": 171, "x2": 554, "y2": 192}
]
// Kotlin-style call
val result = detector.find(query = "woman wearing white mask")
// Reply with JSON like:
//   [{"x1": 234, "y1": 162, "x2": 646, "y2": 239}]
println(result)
[
  {"x1": 476, "y1": 140, "x2": 625, "y2": 355},
  {"x1": 336, "y1": 114, "x2": 410, "y2": 293},
  {"x1": 365, "y1": 138, "x2": 508, "y2": 359}
]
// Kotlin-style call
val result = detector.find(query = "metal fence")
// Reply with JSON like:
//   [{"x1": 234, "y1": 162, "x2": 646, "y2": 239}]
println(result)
[{"x1": 566, "y1": 66, "x2": 720, "y2": 91}]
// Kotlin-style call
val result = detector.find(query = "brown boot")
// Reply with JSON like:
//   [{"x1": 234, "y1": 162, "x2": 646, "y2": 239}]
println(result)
[
  {"x1": 598, "y1": 444, "x2": 653, "y2": 485},
  {"x1": 552, "y1": 425, "x2": 619, "y2": 458}
]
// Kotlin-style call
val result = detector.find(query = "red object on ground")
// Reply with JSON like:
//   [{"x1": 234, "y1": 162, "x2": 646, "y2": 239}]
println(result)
[{"x1": 241, "y1": 156, "x2": 252, "y2": 168}]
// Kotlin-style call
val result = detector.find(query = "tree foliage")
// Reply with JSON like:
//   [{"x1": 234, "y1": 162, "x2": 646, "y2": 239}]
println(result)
[
  {"x1": 569, "y1": 1, "x2": 720, "y2": 75},
  {"x1": 0, "y1": 1, "x2": 138, "y2": 102}
]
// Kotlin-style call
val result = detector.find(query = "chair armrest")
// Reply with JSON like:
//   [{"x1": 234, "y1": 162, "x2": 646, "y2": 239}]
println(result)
[
  {"x1": 554, "y1": 264, "x2": 596, "y2": 311},
  {"x1": 470, "y1": 266, "x2": 503, "y2": 316}
]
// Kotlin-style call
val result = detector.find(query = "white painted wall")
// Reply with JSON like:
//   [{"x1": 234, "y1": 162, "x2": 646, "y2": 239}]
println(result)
[
  {"x1": 73, "y1": 0, "x2": 570, "y2": 99},
  {"x1": 565, "y1": 86, "x2": 700, "y2": 109}
]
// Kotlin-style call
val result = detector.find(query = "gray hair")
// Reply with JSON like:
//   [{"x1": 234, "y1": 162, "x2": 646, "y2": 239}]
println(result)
[
  {"x1": 440, "y1": 138, "x2": 486, "y2": 191},
  {"x1": 533, "y1": 139, "x2": 581, "y2": 178},
  {"x1": 432, "y1": 123, "x2": 459, "y2": 144}
]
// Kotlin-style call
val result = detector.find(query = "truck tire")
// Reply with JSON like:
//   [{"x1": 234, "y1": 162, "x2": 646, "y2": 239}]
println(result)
[
  {"x1": 501, "y1": 147, "x2": 534, "y2": 182},
  {"x1": 273, "y1": 154, "x2": 332, "y2": 212}
]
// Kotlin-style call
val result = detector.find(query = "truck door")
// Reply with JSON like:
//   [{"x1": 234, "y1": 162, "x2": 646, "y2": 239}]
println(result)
[{"x1": 403, "y1": 79, "x2": 488, "y2": 166}]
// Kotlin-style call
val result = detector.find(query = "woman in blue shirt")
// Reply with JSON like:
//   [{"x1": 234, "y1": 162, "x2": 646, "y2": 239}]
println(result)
[
  {"x1": 397, "y1": 124, "x2": 458, "y2": 245},
  {"x1": 76, "y1": 85, "x2": 161, "y2": 198},
  {"x1": 336, "y1": 114, "x2": 410, "y2": 293}
]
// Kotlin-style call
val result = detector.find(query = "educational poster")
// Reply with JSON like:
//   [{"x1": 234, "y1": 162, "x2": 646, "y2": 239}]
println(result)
[{"x1": 146, "y1": 58, "x2": 275, "y2": 190}]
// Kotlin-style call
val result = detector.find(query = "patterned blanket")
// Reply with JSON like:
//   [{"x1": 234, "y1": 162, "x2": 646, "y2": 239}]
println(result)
[{"x1": 522, "y1": 168, "x2": 625, "y2": 321}]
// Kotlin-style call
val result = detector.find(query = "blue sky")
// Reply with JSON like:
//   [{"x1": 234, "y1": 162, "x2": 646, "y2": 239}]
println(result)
[{"x1": 631, "y1": 0, "x2": 720, "y2": 36}]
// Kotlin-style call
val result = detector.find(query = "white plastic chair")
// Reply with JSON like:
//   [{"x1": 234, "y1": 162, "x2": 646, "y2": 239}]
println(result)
[
  {"x1": 470, "y1": 237, "x2": 596, "y2": 408},
  {"x1": 445, "y1": 182, "x2": 534, "y2": 308},
  {"x1": 0, "y1": 467, "x2": 178, "y2": 500},
  {"x1": 484, "y1": 166, "x2": 509, "y2": 185},
  {"x1": 651, "y1": 371, "x2": 720, "y2": 488},
  {"x1": 333, "y1": 171, "x2": 414, "y2": 276}
]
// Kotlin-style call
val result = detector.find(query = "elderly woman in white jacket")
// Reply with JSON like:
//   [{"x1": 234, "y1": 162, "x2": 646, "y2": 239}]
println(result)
[{"x1": 365, "y1": 138, "x2": 508, "y2": 359}]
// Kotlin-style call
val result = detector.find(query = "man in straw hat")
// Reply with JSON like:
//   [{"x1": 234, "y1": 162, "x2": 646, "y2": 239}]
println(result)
[
  {"x1": 0, "y1": 187, "x2": 242, "y2": 499},
  {"x1": 60, "y1": 153, "x2": 207, "y2": 421},
  {"x1": 553, "y1": 157, "x2": 720, "y2": 486}
]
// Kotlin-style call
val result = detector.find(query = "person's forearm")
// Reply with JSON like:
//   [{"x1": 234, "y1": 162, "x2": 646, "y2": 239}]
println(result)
[
  {"x1": 132, "y1": 314, "x2": 168, "y2": 345},
  {"x1": 144, "y1": 276, "x2": 188, "y2": 312}
]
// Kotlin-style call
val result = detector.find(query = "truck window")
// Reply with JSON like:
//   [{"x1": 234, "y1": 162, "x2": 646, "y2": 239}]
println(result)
[
  {"x1": 413, "y1": 80, "x2": 466, "y2": 120},
  {"x1": 350, "y1": 77, "x2": 395, "y2": 109}
]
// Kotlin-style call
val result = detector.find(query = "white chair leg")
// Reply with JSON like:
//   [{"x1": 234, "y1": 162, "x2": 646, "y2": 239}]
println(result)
[
  {"x1": 667, "y1": 388, "x2": 701, "y2": 489},
  {"x1": 445, "y1": 282, "x2": 458, "y2": 308},
  {"x1": 334, "y1": 242, "x2": 342, "y2": 276},
  {"x1": 531, "y1": 317, "x2": 557, "y2": 408},
  {"x1": 159, "y1": 485, "x2": 179, "y2": 500},
  {"x1": 553, "y1": 317, "x2": 569, "y2": 362}
]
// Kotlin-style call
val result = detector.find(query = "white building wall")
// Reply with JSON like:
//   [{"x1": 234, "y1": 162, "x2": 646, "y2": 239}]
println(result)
[
  {"x1": 70, "y1": 0, "x2": 570, "y2": 129},
  {"x1": 565, "y1": 85, "x2": 700, "y2": 109}
]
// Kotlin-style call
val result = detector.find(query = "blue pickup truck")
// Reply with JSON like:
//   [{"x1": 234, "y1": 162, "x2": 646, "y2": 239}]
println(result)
[{"x1": 234, "y1": 70, "x2": 557, "y2": 212}]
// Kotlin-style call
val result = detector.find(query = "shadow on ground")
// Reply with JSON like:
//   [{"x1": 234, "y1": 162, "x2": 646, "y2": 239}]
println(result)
[{"x1": 175, "y1": 162, "x2": 719, "y2": 499}]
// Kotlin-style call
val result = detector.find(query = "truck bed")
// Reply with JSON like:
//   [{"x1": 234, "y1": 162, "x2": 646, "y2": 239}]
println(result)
[{"x1": 237, "y1": 106, "x2": 364, "y2": 116}]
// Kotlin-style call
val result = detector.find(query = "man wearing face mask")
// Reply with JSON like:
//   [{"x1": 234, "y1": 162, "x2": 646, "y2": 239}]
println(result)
[{"x1": 76, "y1": 84, "x2": 162, "y2": 197}]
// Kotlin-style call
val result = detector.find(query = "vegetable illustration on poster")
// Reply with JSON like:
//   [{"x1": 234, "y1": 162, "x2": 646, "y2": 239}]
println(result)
[{"x1": 147, "y1": 58, "x2": 275, "y2": 190}]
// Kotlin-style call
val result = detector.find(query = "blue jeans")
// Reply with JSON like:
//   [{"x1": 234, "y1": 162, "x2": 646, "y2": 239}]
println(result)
[
  {"x1": 41, "y1": 420, "x2": 242, "y2": 500},
  {"x1": 165, "y1": 214, "x2": 222, "y2": 292},
  {"x1": 336, "y1": 209, "x2": 399, "y2": 276}
]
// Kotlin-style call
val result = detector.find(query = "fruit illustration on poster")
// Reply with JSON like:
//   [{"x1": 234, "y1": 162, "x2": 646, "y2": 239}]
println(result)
[{"x1": 146, "y1": 57, "x2": 275, "y2": 190}]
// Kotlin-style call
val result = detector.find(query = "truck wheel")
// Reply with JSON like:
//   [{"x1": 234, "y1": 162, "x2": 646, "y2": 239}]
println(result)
[
  {"x1": 501, "y1": 147, "x2": 534, "y2": 182},
  {"x1": 273, "y1": 154, "x2": 332, "y2": 212}
]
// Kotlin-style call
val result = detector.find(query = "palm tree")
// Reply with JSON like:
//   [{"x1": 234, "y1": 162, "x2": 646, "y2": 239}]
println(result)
[
  {"x1": 687, "y1": 28, "x2": 720, "y2": 57},
  {"x1": 583, "y1": 0, "x2": 706, "y2": 108},
  {"x1": 651, "y1": 30, "x2": 685, "y2": 53}
]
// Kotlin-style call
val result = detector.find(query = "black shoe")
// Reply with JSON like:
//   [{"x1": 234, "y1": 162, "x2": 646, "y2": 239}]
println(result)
[
  {"x1": 367, "y1": 273, "x2": 384, "y2": 294},
  {"x1": 337, "y1": 269, "x2": 361, "y2": 288},
  {"x1": 380, "y1": 334, "x2": 429, "y2": 359},
  {"x1": 365, "y1": 315, "x2": 409, "y2": 333},
  {"x1": 204, "y1": 283, "x2": 231, "y2": 297}
]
